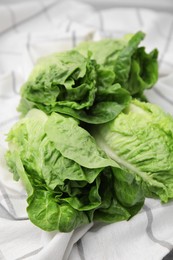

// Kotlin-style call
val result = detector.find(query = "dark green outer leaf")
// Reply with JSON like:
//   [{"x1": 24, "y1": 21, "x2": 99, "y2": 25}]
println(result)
[{"x1": 27, "y1": 189, "x2": 89, "y2": 232}]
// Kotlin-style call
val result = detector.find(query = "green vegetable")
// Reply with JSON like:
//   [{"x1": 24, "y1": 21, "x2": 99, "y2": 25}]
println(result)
[
  {"x1": 5, "y1": 31, "x2": 163, "y2": 233},
  {"x1": 18, "y1": 50, "x2": 130, "y2": 124},
  {"x1": 91, "y1": 99, "x2": 173, "y2": 203},
  {"x1": 76, "y1": 31, "x2": 158, "y2": 98},
  {"x1": 18, "y1": 31, "x2": 158, "y2": 124},
  {"x1": 6, "y1": 109, "x2": 140, "y2": 232}
]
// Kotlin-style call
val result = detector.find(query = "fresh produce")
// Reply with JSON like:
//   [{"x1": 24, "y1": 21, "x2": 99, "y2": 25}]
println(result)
[
  {"x1": 18, "y1": 31, "x2": 158, "y2": 124},
  {"x1": 91, "y1": 99, "x2": 173, "y2": 204},
  {"x1": 17, "y1": 50, "x2": 130, "y2": 124},
  {"x1": 76, "y1": 31, "x2": 158, "y2": 98},
  {"x1": 6, "y1": 109, "x2": 140, "y2": 232},
  {"x1": 6, "y1": 31, "x2": 172, "y2": 233}
]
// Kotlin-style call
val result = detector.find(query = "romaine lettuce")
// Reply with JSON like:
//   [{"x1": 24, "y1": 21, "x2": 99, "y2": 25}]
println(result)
[
  {"x1": 76, "y1": 31, "x2": 158, "y2": 98},
  {"x1": 18, "y1": 31, "x2": 158, "y2": 124},
  {"x1": 92, "y1": 99, "x2": 173, "y2": 203},
  {"x1": 6, "y1": 109, "x2": 142, "y2": 232},
  {"x1": 5, "y1": 31, "x2": 164, "y2": 233},
  {"x1": 18, "y1": 50, "x2": 130, "y2": 124}
]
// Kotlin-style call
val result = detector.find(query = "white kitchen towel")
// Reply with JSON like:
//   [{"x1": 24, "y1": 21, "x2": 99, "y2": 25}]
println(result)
[{"x1": 0, "y1": 0, "x2": 173, "y2": 259}]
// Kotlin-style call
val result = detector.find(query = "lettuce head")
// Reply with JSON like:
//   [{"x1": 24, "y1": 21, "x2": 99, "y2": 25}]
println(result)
[
  {"x1": 17, "y1": 31, "x2": 158, "y2": 124},
  {"x1": 92, "y1": 100, "x2": 173, "y2": 203},
  {"x1": 18, "y1": 50, "x2": 130, "y2": 124},
  {"x1": 6, "y1": 109, "x2": 143, "y2": 232},
  {"x1": 76, "y1": 31, "x2": 158, "y2": 99}
]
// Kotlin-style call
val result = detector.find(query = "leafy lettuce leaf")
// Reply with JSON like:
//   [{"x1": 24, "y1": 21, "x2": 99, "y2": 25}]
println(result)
[
  {"x1": 18, "y1": 32, "x2": 158, "y2": 124},
  {"x1": 76, "y1": 31, "x2": 158, "y2": 98},
  {"x1": 18, "y1": 50, "x2": 130, "y2": 124},
  {"x1": 91, "y1": 99, "x2": 173, "y2": 203},
  {"x1": 6, "y1": 109, "x2": 139, "y2": 232}
]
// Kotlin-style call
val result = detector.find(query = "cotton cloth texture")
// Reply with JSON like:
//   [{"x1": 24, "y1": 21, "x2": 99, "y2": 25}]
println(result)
[{"x1": 0, "y1": 1, "x2": 173, "y2": 259}]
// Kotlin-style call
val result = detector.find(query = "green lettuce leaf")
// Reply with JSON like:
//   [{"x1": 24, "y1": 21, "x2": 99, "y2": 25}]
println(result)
[
  {"x1": 18, "y1": 50, "x2": 130, "y2": 124},
  {"x1": 91, "y1": 99, "x2": 173, "y2": 203},
  {"x1": 6, "y1": 109, "x2": 137, "y2": 232},
  {"x1": 76, "y1": 31, "x2": 158, "y2": 97},
  {"x1": 27, "y1": 189, "x2": 90, "y2": 232}
]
